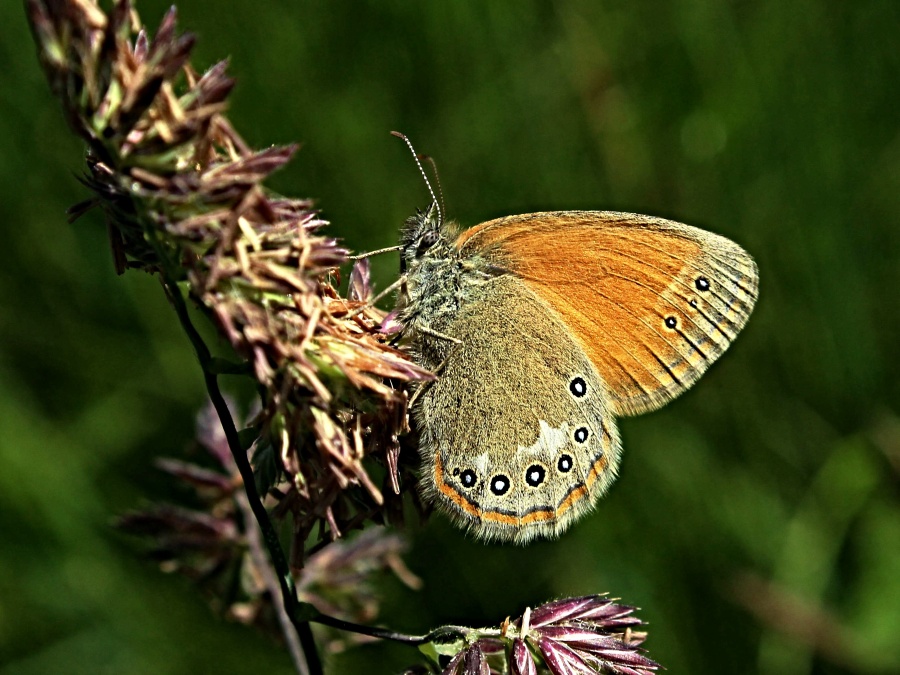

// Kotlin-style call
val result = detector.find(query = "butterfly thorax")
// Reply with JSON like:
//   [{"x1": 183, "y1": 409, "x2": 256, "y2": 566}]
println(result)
[{"x1": 398, "y1": 206, "x2": 500, "y2": 370}]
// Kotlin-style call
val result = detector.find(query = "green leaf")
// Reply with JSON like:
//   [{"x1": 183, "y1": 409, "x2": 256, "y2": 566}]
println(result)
[
  {"x1": 419, "y1": 638, "x2": 466, "y2": 664},
  {"x1": 252, "y1": 437, "x2": 280, "y2": 496},
  {"x1": 237, "y1": 426, "x2": 261, "y2": 451},
  {"x1": 432, "y1": 637, "x2": 467, "y2": 656}
]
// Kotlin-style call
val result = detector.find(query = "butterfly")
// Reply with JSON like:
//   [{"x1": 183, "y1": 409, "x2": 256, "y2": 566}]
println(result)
[{"x1": 393, "y1": 140, "x2": 758, "y2": 544}]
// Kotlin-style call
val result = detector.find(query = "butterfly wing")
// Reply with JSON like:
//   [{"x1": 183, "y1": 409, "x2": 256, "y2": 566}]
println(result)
[
  {"x1": 456, "y1": 211, "x2": 759, "y2": 416},
  {"x1": 414, "y1": 275, "x2": 621, "y2": 544}
]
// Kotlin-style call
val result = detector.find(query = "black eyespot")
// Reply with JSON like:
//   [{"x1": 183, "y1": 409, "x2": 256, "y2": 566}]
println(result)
[
  {"x1": 460, "y1": 469, "x2": 477, "y2": 488},
  {"x1": 490, "y1": 474, "x2": 510, "y2": 496},
  {"x1": 574, "y1": 427, "x2": 589, "y2": 443},
  {"x1": 664, "y1": 316, "x2": 678, "y2": 329},
  {"x1": 557, "y1": 454, "x2": 573, "y2": 473},
  {"x1": 569, "y1": 377, "x2": 587, "y2": 397},
  {"x1": 695, "y1": 276, "x2": 710, "y2": 292},
  {"x1": 689, "y1": 298, "x2": 698, "y2": 308},
  {"x1": 525, "y1": 464, "x2": 546, "y2": 487}
]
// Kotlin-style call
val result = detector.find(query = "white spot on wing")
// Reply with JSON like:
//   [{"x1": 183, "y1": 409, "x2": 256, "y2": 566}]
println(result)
[
  {"x1": 517, "y1": 420, "x2": 570, "y2": 458},
  {"x1": 473, "y1": 452, "x2": 490, "y2": 474}
]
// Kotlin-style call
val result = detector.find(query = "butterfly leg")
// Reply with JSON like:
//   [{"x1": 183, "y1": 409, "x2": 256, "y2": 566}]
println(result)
[
  {"x1": 345, "y1": 274, "x2": 408, "y2": 319},
  {"x1": 418, "y1": 325, "x2": 463, "y2": 344}
]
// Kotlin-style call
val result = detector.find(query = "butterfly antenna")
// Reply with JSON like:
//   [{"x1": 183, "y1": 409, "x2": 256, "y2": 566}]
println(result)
[
  {"x1": 422, "y1": 154, "x2": 446, "y2": 226},
  {"x1": 391, "y1": 131, "x2": 442, "y2": 227},
  {"x1": 349, "y1": 245, "x2": 402, "y2": 260}
]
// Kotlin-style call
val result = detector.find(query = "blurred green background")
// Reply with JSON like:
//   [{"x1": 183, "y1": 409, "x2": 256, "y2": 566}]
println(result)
[{"x1": 2, "y1": 1, "x2": 899, "y2": 673}]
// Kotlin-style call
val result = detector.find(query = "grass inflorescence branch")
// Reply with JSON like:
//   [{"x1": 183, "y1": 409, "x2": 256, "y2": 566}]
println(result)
[
  {"x1": 27, "y1": 1, "x2": 662, "y2": 673},
  {"x1": 26, "y1": 0, "x2": 431, "y2": 671}
]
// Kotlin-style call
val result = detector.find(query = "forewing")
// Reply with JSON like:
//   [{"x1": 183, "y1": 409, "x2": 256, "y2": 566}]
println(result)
[{"x1": 457, "y1": 211, "x2": 758, "y2": 416}]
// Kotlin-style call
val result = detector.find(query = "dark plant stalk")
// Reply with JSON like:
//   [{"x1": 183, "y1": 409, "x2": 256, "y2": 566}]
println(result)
[
  {"x1": 166, "y1": 274, "x2": 476, "y2": 665},
  {"x1": 161, "y1": 256, "x2": 477, "y2": 664},
  {"x1": 236, "y1": 488, "x2": 309, "y2": 674},
  {"x1": 310, "y1": 614, "x2": 471, "y2": 646},
  {"x1": 162, "y1": 273, "x2": 321, "y2": 675}
]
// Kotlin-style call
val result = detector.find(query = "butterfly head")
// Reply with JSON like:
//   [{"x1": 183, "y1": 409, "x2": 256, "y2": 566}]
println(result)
[{"x1": 399, "y1": 201, "x2": 454, "y2": 275}]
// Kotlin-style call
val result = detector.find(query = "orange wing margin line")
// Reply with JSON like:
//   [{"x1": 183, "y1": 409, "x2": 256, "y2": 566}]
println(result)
[{"x1": 435, "y1": 452, "x2": 609, "y2": 525}]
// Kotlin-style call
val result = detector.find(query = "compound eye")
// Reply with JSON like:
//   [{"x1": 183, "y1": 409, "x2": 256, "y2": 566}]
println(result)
[{"x1": 416, "y1": 230, "x2": 440, "y2": 256}]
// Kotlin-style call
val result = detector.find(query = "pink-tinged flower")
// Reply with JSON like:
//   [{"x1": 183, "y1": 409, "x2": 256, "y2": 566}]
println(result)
[
  {"x1": 349, "y1": 259, "x2": 372, "y2": 302},
  {"x1": 120, "y1": 401, "x2": 420, "y2": 645},
  {"x1": 509, "y1": 638, "x2": 538, "y2": 675},
  {"x1": 442, "y1": 640, "x2": 505, "y2": 675},
  {"x1": 379, "y1": 308, "x2": 406, "y2": 335},
  {"x1": 523, "y1": 596, "x2": 658, "y2": 675},
  {"x1": 432, "y1": 595, "x2": 659, "y2": 675}
]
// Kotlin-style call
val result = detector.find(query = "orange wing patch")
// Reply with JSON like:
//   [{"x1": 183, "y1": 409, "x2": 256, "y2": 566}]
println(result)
[{"x1": 457, "y1": 211, "x2": 758, "y2": 416}]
